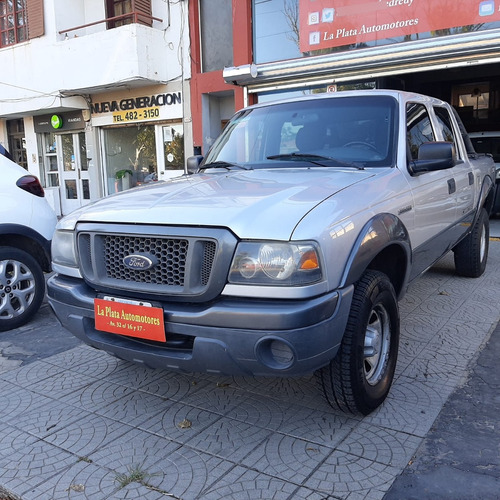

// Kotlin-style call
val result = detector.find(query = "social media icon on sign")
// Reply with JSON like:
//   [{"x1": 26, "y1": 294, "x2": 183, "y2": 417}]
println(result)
[
  {"x1": 479, "y1": 0, "x2": 495, "y2": 16},
  {"x1": 322, "y1": 8, "x2": 335, "y2": 23},
  {"x1": 308, "y1": 12, "x2": 320, "y2": 25},
  {"x1": 309, "y1": 31, "x2": 320, "y2": 45}
]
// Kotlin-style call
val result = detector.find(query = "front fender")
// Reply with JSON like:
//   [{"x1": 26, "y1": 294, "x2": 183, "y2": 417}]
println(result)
[{"x1": 340, "y1": 214, "x2": 411, "y2": 298}]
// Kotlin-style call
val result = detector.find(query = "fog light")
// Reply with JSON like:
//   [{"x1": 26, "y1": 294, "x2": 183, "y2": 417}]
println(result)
[{"x1": 256, "y1": 337, "x2": 295, "y2": 370}]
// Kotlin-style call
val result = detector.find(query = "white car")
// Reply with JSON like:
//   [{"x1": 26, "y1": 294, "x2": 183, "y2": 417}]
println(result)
[
  {"x1": 469, "y1": 131, "x2": 500, "y2": 215},
  {"x1": 0, "y1": 151, "x2": 57, "y2": 331}
]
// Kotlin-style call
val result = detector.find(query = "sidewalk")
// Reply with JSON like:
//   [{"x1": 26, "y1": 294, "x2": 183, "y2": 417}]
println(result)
[{"x1": 0, "y1": 223, "x2": 499, "y2": 499}]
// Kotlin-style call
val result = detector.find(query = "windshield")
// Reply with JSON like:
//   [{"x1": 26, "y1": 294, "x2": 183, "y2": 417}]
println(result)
[{"x1": 204, "y1": 95, "x2": 398, "y2": 169}]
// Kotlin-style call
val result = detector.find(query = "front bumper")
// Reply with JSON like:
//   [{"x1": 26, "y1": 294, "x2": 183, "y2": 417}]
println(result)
[{"x1": 47, "y1": 275, "x2": 353, "y2": 376}]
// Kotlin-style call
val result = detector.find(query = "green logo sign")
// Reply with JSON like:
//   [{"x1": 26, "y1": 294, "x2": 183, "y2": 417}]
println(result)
[{"x1": 51, "y1": 115, "x2": 63, "y2": 129}]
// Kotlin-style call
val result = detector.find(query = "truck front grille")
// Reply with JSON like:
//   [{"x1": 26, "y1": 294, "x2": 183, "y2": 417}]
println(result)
[
  {"x1": 104, "y1": 235, "x2": 190, "y2": 286},
  {"x1": 76, "y1": 224, "x2": 232, "y2": 299}
]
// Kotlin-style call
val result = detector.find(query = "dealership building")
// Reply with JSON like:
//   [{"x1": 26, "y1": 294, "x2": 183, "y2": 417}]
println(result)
[{"x1": 1, "y1": 0, "x2": 500, "y2": 216}]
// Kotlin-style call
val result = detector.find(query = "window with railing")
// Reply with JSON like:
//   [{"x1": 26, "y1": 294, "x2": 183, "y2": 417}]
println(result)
[
  {"x1": 0, "y1": 0, "x2": 27, "y2": 47},
  {"x1": 106, "y1": 0, "x2": 152, "y2": 28}
]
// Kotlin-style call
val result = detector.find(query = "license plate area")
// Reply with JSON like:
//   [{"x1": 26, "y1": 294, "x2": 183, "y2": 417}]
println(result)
[{"x1": 94, "y1": 296, "x2": 165, "y2": 342}]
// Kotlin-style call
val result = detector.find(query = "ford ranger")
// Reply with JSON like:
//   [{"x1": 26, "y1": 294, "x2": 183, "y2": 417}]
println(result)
[{"x1": 47, "y1": 90, "x2": 496, "y2": 415}]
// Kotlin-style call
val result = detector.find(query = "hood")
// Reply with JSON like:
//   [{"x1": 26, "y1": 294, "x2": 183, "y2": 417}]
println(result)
[{"x1": 74, "y1": 168, "x2": 376, "y2": 240}]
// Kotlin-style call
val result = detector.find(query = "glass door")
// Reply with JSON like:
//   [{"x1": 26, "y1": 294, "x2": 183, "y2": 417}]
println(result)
[{"x1": 59, "y1": 132, "x2": 90, "y2": 215}]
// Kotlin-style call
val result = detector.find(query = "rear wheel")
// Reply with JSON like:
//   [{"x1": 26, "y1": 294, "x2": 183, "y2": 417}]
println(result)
[
  {"x1": 0, "y1": 247, "x2": 45, "y2": 332},
  {"x1": 318, "y1": 270, "x2": 399, "y2": 415},
  {"x1": 453, "y1": 208, "x2": 489, "y2": 278}
]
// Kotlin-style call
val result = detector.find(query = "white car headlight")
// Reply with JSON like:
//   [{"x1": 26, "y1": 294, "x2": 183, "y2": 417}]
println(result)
[{"x1": 229, "y1": 242, "x2": 322, "y2": 286}]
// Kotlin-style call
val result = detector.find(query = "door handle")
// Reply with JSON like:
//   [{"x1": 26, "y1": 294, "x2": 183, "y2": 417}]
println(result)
[{"x1": 447, "y1": 178, "x2": 456, "y2": 194}]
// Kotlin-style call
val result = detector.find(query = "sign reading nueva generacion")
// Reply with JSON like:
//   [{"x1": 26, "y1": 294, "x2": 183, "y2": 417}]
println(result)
[{"x1": 299, "y1": 0, "x2": 500, "y2": 52}]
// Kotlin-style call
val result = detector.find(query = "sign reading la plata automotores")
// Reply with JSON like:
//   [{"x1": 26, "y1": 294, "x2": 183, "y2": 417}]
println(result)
[
  {"x1": 299, "y1": 0, "x2": 500, "y2": 52},
  {"x1": 91, "y1": 92, "x2": 182, "y2": 125}
]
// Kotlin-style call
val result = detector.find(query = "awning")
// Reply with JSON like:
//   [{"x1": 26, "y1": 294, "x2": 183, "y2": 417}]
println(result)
[{"x1": 223, "y1": 29, "x2": 500, "y2": 92}]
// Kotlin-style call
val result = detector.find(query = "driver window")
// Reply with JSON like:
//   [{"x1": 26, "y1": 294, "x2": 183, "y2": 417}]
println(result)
[{"x1": 406, "y1": 103, "x2": 435, "y2": 160}]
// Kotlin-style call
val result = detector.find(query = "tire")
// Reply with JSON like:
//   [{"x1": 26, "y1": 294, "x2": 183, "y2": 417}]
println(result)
[
  {"x1": 0, "y1": 246, "x2": 45, "y2": 332},
  {"x1": 453, "y1": 208, "x2": 489, "y2": 278},
  {"x1": 318, "y1": 270, "x2": 400, "y2": 415}
]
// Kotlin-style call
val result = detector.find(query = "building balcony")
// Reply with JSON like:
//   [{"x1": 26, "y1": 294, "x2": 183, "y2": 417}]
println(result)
[{"x1": 0, "y1": 21, "x2": 180, "y2": 116}]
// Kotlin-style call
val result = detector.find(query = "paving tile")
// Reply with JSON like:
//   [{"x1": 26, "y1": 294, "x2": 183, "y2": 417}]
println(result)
[
  {"x1": 182, "y1": 417, "x2": 273, "y2": 462},
  {"x1": 22, "y1": 460, "x2": 118, "y2": 500},
  {"x1": 58, "y1": 379, "x2": 136, "y2": 412},
  {"x1": 0, "y1": 387, "x2": 54, "y2": 426},
  {"x1": 100, "y1": 362, "x2": 169, "y2": 389},
  {"x1": 399, "y1": 313, "x2": 449, "y2": 344},
  {"x1": 0, "y1": 439, "x2": 76, "y2": 496},
  {"x1": 91, "y1": 388, "x2": 169, "y2": 426},
  {"x1": 0, "y1": 359, "x2": 64, "y2": 387},
  {"x1": 360, "y1": 389, "x2": 444, "y2": 438},
  {"x1": 240, "y1": 433, "x2": 332, "y2": 484},
  {"x1": 135, "y1": 370, "x2": 201, "y2": 400},
  {"x1": 303, "y1": 450, "x2": 400, "y2": 499},
  {"x1": 6, "y1": 398, "x2": 88, "y2": 439},
  {"x1": 223, "y1": 392, "x2": 293, "y2": 431},
  {"x1": 138, "y1": 400, "x2": 223, "y2": 444},
  {"x1": 337, "y1": 422, "x2": 421, "y2": 468},
  {"x1": 0, "y1": 423, "x2": 38, "y2": 460},
  {"x1": 230, "y1": 374, "x2": 327, "y2": 411},
  {"x1": 27, "y1": 369, "x2": 95, "y2": 399},
  {"x1": 88, "y1": 428, "x2": 234, "y2": 499},
  {"x1": 43, "y1": 413, "x2": 135, "y2": 457},
  {"x1": 46, "y1": 345, "x2": 130, "y2": 379},
  {"x1": 266, "y1": 405, "x2": 357, "y2": 447},
  {"x1": 175, "y1": 381, "x2": 249, "y2": 415},
  {"x1": 201, "y1": 466, "x2": 299, "y2": 499}
]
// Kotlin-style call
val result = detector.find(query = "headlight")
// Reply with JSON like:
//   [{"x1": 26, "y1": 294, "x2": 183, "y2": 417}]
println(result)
[
  {"x1": 229, "y1": 242, "x2": 322, "y2": 286},
  {"x1": 52, "y1": 230, "x2": 79, "y2": 269}
]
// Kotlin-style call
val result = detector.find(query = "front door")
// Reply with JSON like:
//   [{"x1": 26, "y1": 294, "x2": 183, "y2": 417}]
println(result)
[{"x1": 59, "y1": 132, "x2": 90, "y2": 215}]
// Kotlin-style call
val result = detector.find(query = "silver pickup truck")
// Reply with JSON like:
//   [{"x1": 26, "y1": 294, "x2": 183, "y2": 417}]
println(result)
[{"x1": 47, "y1": 90, "x2": 496, "y2": 415}]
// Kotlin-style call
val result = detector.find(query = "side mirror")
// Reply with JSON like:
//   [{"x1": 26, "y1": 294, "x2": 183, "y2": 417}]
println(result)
[
  {"x1": 186, "y1": 155, "x2": 204, "y2": 174},
  {"x1": 409, "y1": 142, "x2": 456, "y2": 176}
]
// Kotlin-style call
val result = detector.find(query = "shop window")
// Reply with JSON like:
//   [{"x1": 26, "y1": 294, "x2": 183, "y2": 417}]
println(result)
[
  {"x1": 106, "y1": 0, "x2": 152, "y2": 28},
  {"x1": 163, "y1": 125, "x2": 184, "y2": 171},
  {"x1": 453, "y1": 84, "x2": 490, "y2": 128},
  {"x1": 7, "y1": 119, "x2": 27, "y2": 169},
  {"x1": 103, "y1": 125, "x2": 157, "y2": 194}
]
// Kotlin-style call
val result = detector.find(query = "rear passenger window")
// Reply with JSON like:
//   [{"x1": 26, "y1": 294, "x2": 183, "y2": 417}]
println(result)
[
  {"x1": 433, "y1": 106, "x2": 461, "y2": 160},
  {"x1": 406, "y1": 103, "x2": 435, "y2": 160}
]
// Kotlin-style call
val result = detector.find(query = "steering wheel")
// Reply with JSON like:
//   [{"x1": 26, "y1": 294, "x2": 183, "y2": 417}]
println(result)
[{"x1": 343, "y1": 141, "x2": 378, "y2": 152}]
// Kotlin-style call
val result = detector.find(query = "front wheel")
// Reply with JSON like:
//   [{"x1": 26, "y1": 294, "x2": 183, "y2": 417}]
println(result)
[
  {"x1": 453, "y1": 208, "x2": 489, "y2": 278},
  {"x1": 318, "y1": 270, "x2": 399, "y2": 415},
  {"x1": 0, "y1": 247, "x2": 45, "y2": 332}
]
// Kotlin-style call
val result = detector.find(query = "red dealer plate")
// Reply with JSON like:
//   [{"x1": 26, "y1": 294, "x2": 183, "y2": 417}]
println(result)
[{"x1": 94, "y1": 297, "x2": 165, "y2": 342}]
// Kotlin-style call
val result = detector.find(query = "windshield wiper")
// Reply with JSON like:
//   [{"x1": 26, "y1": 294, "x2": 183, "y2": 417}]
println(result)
[
  {"x1": 199, "y1": 161, "x2": 252, "y2": 171},
  {"x1": 267, "y1": 153, "x2": 365, "y2": 170}
]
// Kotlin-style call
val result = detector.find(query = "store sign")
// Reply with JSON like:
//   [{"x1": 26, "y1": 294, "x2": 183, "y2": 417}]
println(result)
[
  {"x1": 34, "y1": 111, "x2": 85, "y2": 133},
  {"x1": 91, "y1": 92, "x2": 182, "y2": 125},
  {"x1": 299, "y1": 0, "x2": 500, "y2": 52}
]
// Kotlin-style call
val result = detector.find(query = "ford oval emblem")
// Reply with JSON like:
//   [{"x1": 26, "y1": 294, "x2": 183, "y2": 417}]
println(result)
[{"x1": 123, "y1": 254, "x2": 156, "y2": 271}]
